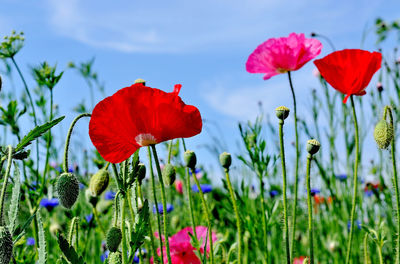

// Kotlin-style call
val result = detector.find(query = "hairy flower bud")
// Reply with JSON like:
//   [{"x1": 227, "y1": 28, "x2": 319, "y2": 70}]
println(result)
[
  {"x1": 162, "y1": 164, "x2": 176, "y2": 186},
  {"x1": 184, "y1": 150, "x2": 197, "y2": 170},
  {"x1": 108, "y1": 251, "x2": 122, "y2": 264},
  {"x1": 0, "y1": 226, "x2": 12, "y2": 264},
  {"x1": 219, "y1": 152, "x2": 232, "y2": 170},
  {"x1": 137, "y1": 163, "x2": 146, "y2": 184},
  {"x1": 85, "y1": 189, "x2": 99, "y2": 207},
  {"x1": 106, "y1": 227, "x2": 122, "y2": 252},
  {"x1": 374, "y1": 119, "x2": 393, "y2": 149},
  {"x1": 56, "y1": 173, "x2": 79, "y2": 209},
  {"x1": 275, "y1": 106, "x2": 290, "y2": 120},
  {"x1": 306, "y1": 139, "x2": 321, "y2": 155},
  {"x1": 89, "y1": 169, "x2": 110, "y2": 196}
]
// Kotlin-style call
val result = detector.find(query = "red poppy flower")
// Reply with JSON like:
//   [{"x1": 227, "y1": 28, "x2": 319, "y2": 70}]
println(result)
[
  {"x1": 313, "y1": 49, "x2": 382, "y2": 103},
  {"x1": 89, "y1": 82, "x2": 202, "y2": 163}
]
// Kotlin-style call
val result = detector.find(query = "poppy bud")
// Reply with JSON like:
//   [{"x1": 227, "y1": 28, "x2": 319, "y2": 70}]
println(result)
[
  {"x1": 162, "y1": 164, "x2": 176, "y2": 186},
  {"x1": 184, "y1": 150, "x2": 197, "y2": 170},
  {"x1": 0, "y1": 226, "x2": 13, "y2": 264},
  {"x1": 89, "y1": 169, "x2": 110, "y2": 196},
  {"x1": 374, "y1": 119, "x2": 393, "y2": 149},
  {"x1": 219, "y1": 152, "x2": 232, "y2": 170},
  {"x1": 275, "y1": 106, "x2": 290, "y2": 120},
  {"x1": 134, "y1": 78, "x2": 146, "y2": 85},
  {"x1": 106, "y1": 227, "x2": 122, "y2": 252},
  {"x1": 85, "y1": 189, "x2": 99, "y2": 207},
  {"x1": 108, "y1": 251, "x2": 122, "y2": 264},
  {"x1": 56, "y1": 173, "x2": 79, "y2": 209},
  {"x1": 137, "y1": 163, "x2": 146, "y2": 184},
  {"x1": 306, "y1": 139, "x2": 321, "y2": 155}
]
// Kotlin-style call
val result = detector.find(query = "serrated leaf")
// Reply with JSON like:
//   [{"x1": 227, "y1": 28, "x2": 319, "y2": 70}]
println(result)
[
  {"x1": 13, "y1": 212, "x2": 36, "y2": 237},
  {"x1": 37, "y1": 213, "x2": 47, "y2": 264},
  {"x1": 57, "y1": 233, "x2": 85, "y2": 264},
  {"x1": 8, "y1": 162, "x2": 20, "y2": 232},
  {"x1": 128, "y1": 200, "x2": 150, "y2": 263},
  {"x1": 15, "y1": 116, "x2": 65, "y2": 152}
]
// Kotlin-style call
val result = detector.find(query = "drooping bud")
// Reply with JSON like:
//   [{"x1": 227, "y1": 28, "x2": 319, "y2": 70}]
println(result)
[
  {"x1": 0, "y1": 226, "x2": 13, "y2": 264},
  {"x1": 108, "y1": 251, "x2": 122, "y2": 264},
  {"x1": 184, "y1": 150, "x2": 197, "y2": 170},
  {"x1": 137, "y1": 163, "x2": 146, "y2": 184},
  {"x1": 306, "y1": 139, "x2": 321, "y2": 155},
  {"x1": 106, "y1": 227, "x2": 122, "y2": 252},
  {"x1": 374, "y1": 119, "x2": 393, "y2": 149},
  {"x1": 162, "y1": 164, "x2": 176, "y2": 186},
  {"x1": 219, "y1": 152, "x2": 232, "y2": 170},
  {"x1": 85, "y1": 189, "x2": 99, "y2": 207},
  {"x1": 56, "y1": 173, "x2": 79, "y2": 209},
  {"x1": 275, "y1": 106, "x2": 290, "y2": 120},
  {"x1": 134, "y1": 78, "x2": 146, "y2": 85},
  {"x1": 89, "y1": 169, "x2": 110, "y2": 196}
]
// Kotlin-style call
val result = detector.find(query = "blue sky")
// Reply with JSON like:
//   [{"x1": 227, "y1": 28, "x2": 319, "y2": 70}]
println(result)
[{"x1": 1, "y1": 0, "x2": 399, "y2": 180}]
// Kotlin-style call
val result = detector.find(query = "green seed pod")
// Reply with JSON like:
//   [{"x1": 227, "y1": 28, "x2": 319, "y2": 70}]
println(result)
[
  {"x1": 275, "y1": 106, "x2": 290, "y2": 120},
  {"x1": 56, "y1": 173, "x2": 79, "y2": 209},
  {"x1": 184, "y1": 150, "x2": 197, "y2": 170},
  {"x1": 85, "y1": 189, "x2": 99, "y2": 207},
  {"x1": 137, "y1": 163, "x2": 146, "y2": 184},
  {"x1": 89, "y1": 169, "x2": 110, "y2": 196},
  {"x1": 134, "y1": 78, "x2": 146, "y2": 85},
  {"x1": 106, "y1": 227, "x2": 122, "y2": 252},
  {"x1": 0, "y1": 226, "x2": 13, "y2": 264},
  {"x1": 162, "y1": 164, "x2": 176, "y2": 186},
  {"x1": 108, "y1": 251, "x2": 122, "y2": 264},
  {"x1": 306, "y1": 139, "x2": 321, "y2": 155},
  {"x1": 219, "y1": 152, "x2": 232, "y2": 170},
  {"x1": 374, "y1": 119, "x2": 393, "y2": 149}
]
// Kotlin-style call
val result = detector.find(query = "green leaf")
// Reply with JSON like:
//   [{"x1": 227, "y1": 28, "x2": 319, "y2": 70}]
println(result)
[
  {"x1": 37, "y1": 213, "x2": 47, "y2": 264},
  {"x1": 8, "y1": 162, "x2": 20, "y2": 233},
  {"x1": 128, "y1": 200, "x2": 150, "y2": 263},
  {"x1": 15, "y1": 116, "x2": 65, "y2": 152},
  {"x1": 13, "y1": 211, "x2": 36, "y2": 238},
  {"x1": 57, "y1": 233, "x2": 85, "y2": 264}
]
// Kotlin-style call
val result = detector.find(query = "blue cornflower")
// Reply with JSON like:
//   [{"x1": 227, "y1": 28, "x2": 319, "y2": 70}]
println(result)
[
  {"x1": 310, "y1": 188, "x2": 320, "y2": 196},
  {"x1": 191, "y1": 184, "x2": 212, "y2": 193},
  {"x1": 335, "y1": 174, "x2": 347, "y2": 182},
  {"x1": 26, "y1": 237, "x2": 35, "y2": 246},
  {"x1": 153, "y1": 203, "x2": 174, "y2": 214},
  {"x1": 347, "y1": 220, "x2": 361, "y2": 231},
  {"x1": 100, "y1": 250, "x2": 109, "y2": 262},
  {"x1": 104, "y1": 190, "x2": 116, "y2": 200},
  {"x1": 269, "y1": 190, "x2": 279, "y2": 198},
  {"x1": 85, "y1": 214, "x2": 93, "y2": 223},
  {"x1": 133, "y1": 249, "x2": 147, "y2": 263},
  {"x1": 79, "y1": 183, "x2": 85, "y2": 190},
  {"x1": 40, "y1": 198, "x2": 59, "y2": 211},
  {"x1": 189, "y1": 168, "x2": 202, "y2": 176}
]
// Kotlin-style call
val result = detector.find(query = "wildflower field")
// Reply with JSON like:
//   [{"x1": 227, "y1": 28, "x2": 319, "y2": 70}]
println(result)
[{"x1": 1, "y1": 9, "x2": 400, "y2": 264}]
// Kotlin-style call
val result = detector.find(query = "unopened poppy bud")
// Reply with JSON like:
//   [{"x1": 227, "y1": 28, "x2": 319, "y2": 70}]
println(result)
[
  {"x1": 85, "y1": 189, "x2": 99, "y2": 207},
  {"x1": 106, "y1": 227, "x2": 122, "y2": 252},
  {"x1": 56, "y1": 172, "x2": 79, "y2": 209},
  {"x1": 184, "y1": 150, "x2": 197, "y2": 170},
  {"x1": 275, "y1": 106, "x2": 290, "y2": 120},
  {"x1": 0, "y1": 226, "x2": 13, "y2": 264},
  {"x1": 306, "y1": 139, "x2": 321, "y2": 155},
  {"x1": 162, "y1": 164, "x2": 176, "y2": 186},
  {"x1": 89, "y1": 169, "x2": 110, "y2": 196},
  {"x1": 219, "y1": 152, "x2": 232, "y2": 170},
  {"x1": 108, "y1": 251, "x2": 122, "y2": 264},
  {"x1": 134, "y1": 78, "x2": 146, "y2": 85},
  {"x1": 374, "y1": 119, "x2": 393, "y2": 149},
  {"x1": 137, "y1": 163, "x2": 146, "y2": 184}
]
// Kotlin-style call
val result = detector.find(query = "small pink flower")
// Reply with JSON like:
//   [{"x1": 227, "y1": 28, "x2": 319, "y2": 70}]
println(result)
[
  {"x1": 175, "y1": 180, "x2": 183, "y2": 194},
  {"x1": 293, "y1": 256, "x2": 307, "y2": 264},
  {"x1": 246, "y1": 33, "x2": 322, "y2": 80}
]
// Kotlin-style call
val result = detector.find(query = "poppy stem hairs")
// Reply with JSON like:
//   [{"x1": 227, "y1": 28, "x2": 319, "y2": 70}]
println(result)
[
  {"x1": 276, "y1": 106, "x2": 291, "y2": 264},
  {"x1": 0, "y1": 146, "x2": 13, "y2": 225},
  {"x1": 151, "y1": 145, "x2": 173, "y2": 264}
]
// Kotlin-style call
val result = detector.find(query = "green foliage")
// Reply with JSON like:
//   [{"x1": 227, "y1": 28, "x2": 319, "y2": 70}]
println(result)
[
  {"x1": 37, "y1": 213, "x2": 47, "y2": 264},
  {"x1": 32, "y1": 62, "x2": 63, "y2": 90},
  {"x1": 8, "y1": 162, "x2": 20, "y2": 233},
  {"x1": 128, "y1": 200, "x2": 150, "y2": 263},
  {"x1": 57, "y1": 233, "x2": 85, "y2": 264},
  {"x1": 0, "y1": 30, "x2": 24, "y2": 58}
]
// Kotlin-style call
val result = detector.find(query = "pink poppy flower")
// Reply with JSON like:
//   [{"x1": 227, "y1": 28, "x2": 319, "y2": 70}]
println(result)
[
  {"x1": 246, "y1": 33, "x2": 322, "y2": 80},
  {"x1": 293, "y1": 256, "x2": 307, "y2": 264},
  {"x1": 175, "y1": 180, "x2": 183, "y2": 194},
  {"x1": 152, "y1": 226, "x2": 217, "y2": 264}
]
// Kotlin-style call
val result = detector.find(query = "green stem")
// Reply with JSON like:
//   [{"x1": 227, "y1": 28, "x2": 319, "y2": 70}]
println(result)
[
  {"x1": 363, "y1": 234, "x2": 370, "y2": 264},
  {"x1": 121, "y1": 195, "x2": 128, "y2": 264},
  {"x1": 378, "y1": 246, "x2": 384, "y2": 264},
  {"x1": 288, "y1": 71, "x2": 299, "y2": 262},
  {"x1": 167, "y1": 140, "x2": 173, "y2": 164},
  {"x1": 345, "y1": 95, "x2": 360, "y2": 264},
  {"x1": 43, "y1": 88, "x2": 53, "y2": 187},
  {"x1": 151, "y1": 145, "x2": 172, "y2": 264},
  {"x1": 278, "y1": 119, "x2": 290, "y2": 264},
  {"x1": 306, "y1": 154, "x2": 314, "y2": 264},
  {"x1": 127, "y1": 190, "x2": 135, "y2": 226},
  {"x1": 224, "y1": 168, "x2": 242, "y2": 264},
  {"x1": 257, "y1": 170, "x2": 268, "y2": 261},
  {"x1": 0, "y1": 145, "x2": 13, "y2": 225},
  {"x1": 147, "y1": 146, "x2": 164, "y2": 263},
  {"x1": 93, "y1": 207, "x2": 106, "y2": 237},
  {"x1": 63, "y1": 113, "x2": 91, "y2": 172},
  {"x1": 191, "y1": 167, "x2": 214, "y2": 264}
]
